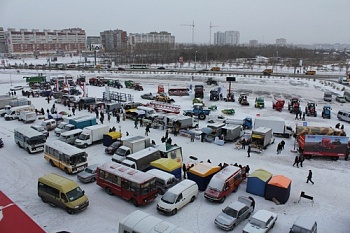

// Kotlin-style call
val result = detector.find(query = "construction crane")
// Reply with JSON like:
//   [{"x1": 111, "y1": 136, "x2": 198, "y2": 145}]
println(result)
[
  {"x1": 181, "y1": 20, "x2": 195, "y2": 44},
  {"x1": 209, "y1": 22, "x2": 219, "y2": 45}
]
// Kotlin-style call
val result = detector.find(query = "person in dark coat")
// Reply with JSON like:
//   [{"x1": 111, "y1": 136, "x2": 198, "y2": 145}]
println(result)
[
  {"x1": 245, "y1": 165, "x2": 250, "y2": 174},
  {"x1": 134, "y1": 118, "x2": 138, "y2": 129},
  {"x1": 165, "y1": 130, "x2": 169, "y2": 140},
  {"x1": 241, "y1": 138, "x2": 246, "y2": 149},
  {"x1": 295, "y1": 112, "x2": 299, "y2": 120},
  {"x1": 335, "y1": 123, "x2": 340, "y2": 129},
  {"x1": 341, "y1": 124, "x2": 344, "y2": 130},
  {"x1": 41, "y1": 108, "x2": 45, "y2": 115},
  {"x1": 145, "y1": 125, "x2": 150, "y2": 136},
  {"x1": 306, "y1": 170, "x2": 314, "y2": 184},
  {"x1": 280, "y1": 140, "x2": 285, "y2": 150},
  {"x1": 182, "y1": 163, "x2": 187, "y2": 179},
  {"x1": 299, "y1": 154, "x2": 304, "y2": 167},
  {"x1": 72, "y1": 107, "x2": 76, "y2": 116},
  {"x1": 200, "y1": 132, "x2": 205, "y2": 142},
  {"x1": 293, "y1": 155, "x2": 299, "y2": 168},
  {"x1": 116, "y1": 114, "x2": 120, "y2": 123},
  {"x1": 166, "y1": 137, "x2": 172, "y2": 145},
  {"x1": 161, "y1": 136, "x2": 166, "y2": 143},
  {"x1": 277, "y1": 143, "x2": 282, "y2": 154},
  {"x1": 248, "y1": 196, "x2": 255, "y2": 210},
  {"x1": 190, "y1": 133, "x2": 195, "y2": 142},
  {"x1": 151, "y1": 140, "x2": 156, "y2": 145},
  {"x1": 95, "y1": 108, "x2": 99, "y2": 119},
  {"x1": 247, "y1": 145, "x2": 251, "y2": 157}
]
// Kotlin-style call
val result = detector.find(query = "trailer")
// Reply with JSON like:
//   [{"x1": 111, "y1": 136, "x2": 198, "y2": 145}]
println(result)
[
  {"x1": 164, "y1": 115, "x2": 199, "y2": 130},
  {"x1": 296, "y1": 126, "x2": 348, "y2": 160},
  {"x1": 251, "y1": 127, "x2": 273, "y2": 149},
  {"x1": 221, "y1": 124, "x2": 244, "y2": 142},
  {"x1": 254, "y1": 118, "x2": 293, "y2": 138},
  {"x1": 18, "y1": 111, "x2": 36, "y2": 123},
  {"x1": 74, "y1": 124, "x2": 109, "y2": 148},
  {"x1": 168, "y1": 88, "x2": 189, "y2": 96},
  {"x1": 121, "y1": 147, "x2": 161, "y2": 171}
]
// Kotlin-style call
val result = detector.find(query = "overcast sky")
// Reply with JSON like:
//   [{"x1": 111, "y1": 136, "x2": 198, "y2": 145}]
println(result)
[{"x1": 1, "y1": 0, "x2": 349, "y2": 45}]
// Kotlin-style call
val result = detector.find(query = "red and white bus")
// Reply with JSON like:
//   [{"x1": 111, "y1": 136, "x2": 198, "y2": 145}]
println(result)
[{"x1": 96, "y1": 161, "x2": 158, "y2": 206}]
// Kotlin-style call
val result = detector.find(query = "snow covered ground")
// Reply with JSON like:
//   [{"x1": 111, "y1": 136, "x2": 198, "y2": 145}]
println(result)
[{"x1": 0, "y1": 67, "x2": 350, "y2": 233}]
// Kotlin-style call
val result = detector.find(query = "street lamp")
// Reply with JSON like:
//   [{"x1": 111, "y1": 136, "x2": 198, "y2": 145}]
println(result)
[{"x1": 194, "y1": 51, "x2": 197, "y2": 70}]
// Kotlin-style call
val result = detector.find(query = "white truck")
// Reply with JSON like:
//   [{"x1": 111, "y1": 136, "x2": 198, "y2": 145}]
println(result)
[
  {"x1": 112, "y1": 135, "x2": 151, "y2": 162},
  {"x1": 0, "y1": 95, "x2": 17, "y2": 110},
  {"x1": 18, "y1": 111, "x2": 37, "y2": 123},
  {"x1": 121, "y1": 147, "x2": 161, "y2": 171},
  {"x1": 254, "y1": 118, "x2": 293, "y2": 138},
  {"x1": 136, "y1": 106, "x2": 159, "y2": 120},
  {"x1": 0, "y1": 98, "x2": 31, "y2": 117},
  {"x1": 74, "y1": 124, "x2": 109, "y2": 148},
  {"x1": 4, "y1": 105, "x2": 35, "y2": 121},
  {"x1": 164, "y1": 115, "x2": 199, "y2": 129},
  {"x1": 118, "y1": 210, "x2": 192, "y2": 233}
]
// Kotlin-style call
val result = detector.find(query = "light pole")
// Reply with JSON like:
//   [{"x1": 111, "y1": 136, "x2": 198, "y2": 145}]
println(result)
[{"x1": 194, "y1": 51, "x2": 197, "y2": 70}]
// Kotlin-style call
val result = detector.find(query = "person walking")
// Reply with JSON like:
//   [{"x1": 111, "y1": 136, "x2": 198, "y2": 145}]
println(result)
[
  {"x1": 165, "y1": 130, "x2": 169, "y2": 140},
  {"x1": 134, "y1": 118, "x2": 138, "y2": 129},
  {"x1": 299, "y1": 154, "x2": 304, "y2": 167},
  {"x1": 166, "y1": 137, "x2": 172, "y2": 145},
  {"x1": 139, "y1": 118, "x2": 143, "y2": 127},
  {"x1": 295, "y1": 112, "x2": 299, "y2": 120},
  {"x1": 241, "y1": 138, "x2": 246, "y2": 149},
  {"x1": 306, "y1": 170, "x2": 314, "y2": 184},
  {"x1": 190, "y1": 132, "x2": 195, "y2": 142},
  {"x1": 293, "y1": 155, "x2": 299, "y2": 167},
  {"x1": 116, "y1": 114, "x2": 120, "y2": 123},
  {"x1": 100, "y1": 112, "x2": 104, "y2": 124},
  {"x1": 302, "y1": 112, "x2": 306, "y2": 121},
  {"x1": 277, "y1": 143, "x2": 282, "y2": 154},
  {"x1": 145, "y1": 124, "x2": 150, "y2": 136},
  {"x1": 200, "y1": 132, "x2": 205, "y2": 143},
  {"x1": 72, "y1": 107, "x2": 76, "y2": 116},
  {"x1": 299, "y1": 111, "x2": 302, "y2": 120},
  {"x1": 280, "y1": 140, "x2": 285, "y2": 150},
  {"x1": 247, "y1": 145, "x2": 251, "y2": 157},
  {"x1": 107, "y1": 113, "x2": 111, "y2": 122}
]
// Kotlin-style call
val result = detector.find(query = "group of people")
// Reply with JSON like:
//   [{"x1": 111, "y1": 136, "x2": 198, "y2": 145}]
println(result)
[
  {"x1": 295, "y1": 110, "x2": 306, "y2": 120},
  {"x1": 293, "y1": 154, "x2": 305, "y2": 168},
  {"x1": 335, "y1": 123, "x2": 345, "y2": 130}
]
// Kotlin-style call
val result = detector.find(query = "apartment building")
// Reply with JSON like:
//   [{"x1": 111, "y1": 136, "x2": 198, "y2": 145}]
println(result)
[
  {"x1": 4, "y1": 28, "x2": 86, "y2": 55},
  {"x1": 100, "y1": 30, "x2": 127, "y2": 52},
  {"x1": 128, "y1": 31, "x2": 175, "y2": 46},
  {"x1": 214, "y1": 31, "x2": 240, "y2": 45}
]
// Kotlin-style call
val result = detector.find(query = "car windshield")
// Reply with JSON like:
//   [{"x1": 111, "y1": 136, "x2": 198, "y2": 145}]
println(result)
[
  {"x1": 78, "y1": 134, "x2": 89, "y2": 140},
  {"x1": 84, "y1": 168, "x2": 94, "y2": 174},
  {"x1": 250, "y1": 217, "x2": 265, "y2": 228},
  {"x1": 111, "y1": 142, "x2": 120, "y2": 148},
  {"x1": 223, "y1": 207, "x2": 238, "y2": 217},
  {"x1": 66, "y1": 187, "x2": 84, "y2": 202},
  {"x1": 57, "y1": 123, "x2": 66, "y2": 129},
  {"x1": 161, "y1": 192, "x2": 177, "y2": 204},
  {"x1": 208, "y1": 178, "x2": 224, "y2": 191}
]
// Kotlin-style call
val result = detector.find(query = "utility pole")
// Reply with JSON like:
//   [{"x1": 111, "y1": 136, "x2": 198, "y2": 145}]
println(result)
[
  {"x1": 209, "y1": 22, "x2": 219, "y2": 45},
  {"x1": 181, "y1": 20, "x2": 195, "y2": 44}
]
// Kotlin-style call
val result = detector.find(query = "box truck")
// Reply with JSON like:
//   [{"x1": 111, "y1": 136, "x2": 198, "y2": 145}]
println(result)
[
  {"x1": 251, "y1": 127, "x2": 273, "y2": 149},
  {"x1": 0, "y1": 98, "x2": 31, "y2": 116},
  {"x1": 0, "y1": 95, "x2": 17, "y2": 110},
  {"x1": 254, "y1": 118, "x2": 293, "y2": 138},
  {"x1": 75, "y1": 124, "x2": 109, "y2": 148},
  {"x1": 114, "y1": 135, "x2": 151, "y2": 157},
  {"x1": 18, "y1": 111, "x2": 37, "y2": 123},
  {"x1": 221, "y1": 124, "x2": 243, "y2": 142},
  {"x1": 4, "y1": 105, "x2": 35, "y2": 121},
  {"x1": 121, "y1": 147, "x2": 161, "y2": 171}
]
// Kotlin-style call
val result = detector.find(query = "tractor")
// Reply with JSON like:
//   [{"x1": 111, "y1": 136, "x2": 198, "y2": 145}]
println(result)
[
  {"x1": 155, "y1": 93, "x2": 175, "y2": 103},
  {"x1": 321, "y1": 105, "x2": 332, "y2": 119},
  {"x1": 288, "y1": 97, "x2": 301, "y2": 114},
  {"x1": 305, "y1": 102, "x2": 317, "y2": 117},
  {"x1": 255, "y1": 97, "x2": 265, "y2": 108},
  {"x1": 272, "y1": 97, "x2": 285, "y2": 111},
  {"x1": 183, "y1": 104, "x2": 211, "y2": 120},
  {"x1": 210, "y1": 89, "x2": 220, "y2": 101},
  {"x1": 238, "y1": 93, "x2": 249, "y2": 105}
]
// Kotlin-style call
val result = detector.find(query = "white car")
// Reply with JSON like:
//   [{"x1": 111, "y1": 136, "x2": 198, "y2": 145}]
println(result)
[
  {"x1": 243, "y1": 209, "x2": 277, "y2": 233},
  {"x1": 10, "y1": 86, "x2": 24, "y2": 91}
]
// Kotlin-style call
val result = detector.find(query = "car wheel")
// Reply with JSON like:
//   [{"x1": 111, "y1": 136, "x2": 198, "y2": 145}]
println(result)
[
  {"x1": 190, "y1": 196, "x2": 196, "y2": 202},
  {"x1": 246, "y1": 212, "x2": 251, "y2": 219},
  {"x1": 64, "y1": 168, "x2": 69, "y2": 174},
  {"x1": 50, "y1": 160, "x2": 55, "y2": 167},
  {"x1": 90, "y1": 177, "x2": 96, "y2": 182},
  {"x1": 67, "y1": 208, "x2": 74, "y2": 214},
  {"x1": 131, "y1": 198, "x2": 139, "y2": 207},
  {"x1": 41, "y1": 196, "x2": 47, "y2": 203},
  {"x1": 171, "y1": 209, "x2": 177, "y2": 215},
  {"x1": 220, "y1": 196, "x2": 226, "y2": 203},
  {"x1": 106, "y1": 187, "x2": 113, "y2": 195},
  {"x1": 271, "y1": 222, "x2": 275, "y2": 228}
]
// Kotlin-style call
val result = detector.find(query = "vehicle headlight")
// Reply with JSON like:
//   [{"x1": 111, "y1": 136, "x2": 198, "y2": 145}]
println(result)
[{"x1": 74, "y1": 205, "x2": 79, "y2": 209}]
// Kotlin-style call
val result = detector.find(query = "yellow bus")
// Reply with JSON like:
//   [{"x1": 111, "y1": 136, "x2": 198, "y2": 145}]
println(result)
[{"x1": 44, "y1": 140, "x2": 88, "y2": 174}]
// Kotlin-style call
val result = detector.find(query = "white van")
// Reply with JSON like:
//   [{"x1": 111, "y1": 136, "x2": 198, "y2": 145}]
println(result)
[
  {"x1": 41, "y1": 119, "x2": 57, "y2": 131},
  {"x1": 337, "y1": 110, "x2": 350, "y2": 122},
  {"x1": 146, "y1": 169, "x2": 178, "y2": 195},
  {"x1": 59, "y1": 129, "x2": 83, "y2": 145},
  {"x1": 290, "y1": 217, "x2": 317, "y2": 233},
  {"x1": 157, "y1": 179, "x2": 198, "y2": 215}
]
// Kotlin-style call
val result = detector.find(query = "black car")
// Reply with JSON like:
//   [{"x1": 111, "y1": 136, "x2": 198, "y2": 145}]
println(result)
[
  {"x1": 105, "y1": 141, "x2": 123, "y2": 155},
  {"x1": 141, "y1": 93, "x2": 155, "y2": 100}
]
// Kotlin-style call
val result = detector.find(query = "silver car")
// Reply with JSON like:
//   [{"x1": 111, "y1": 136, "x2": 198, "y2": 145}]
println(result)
[
  {"x1": 77, "y1": 164, "x2": 99, "y2": 183},
  {"x1": 215, "y1": 196, "x2": 254, "y2": 231},
  {"x1": 30, "y1": 125, "x2": 49, "y2": 138}
]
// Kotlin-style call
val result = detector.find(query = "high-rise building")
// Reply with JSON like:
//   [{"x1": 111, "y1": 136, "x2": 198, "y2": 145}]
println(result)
[
  {"x1": 100, "y1": 30, "x2": 127, "y2": 52},
  {"x1": 0, "y1": 27, "x2": 6, "y2": 53},
  {"x1": 276, "y1": 38, "x2": 287, "y2": 46},
  {"x1": 128, "y1": 31, "x2": 175, "y2": 46},
  {"x1": 4, "y1": 28, "x2": 86, "y2": 55},
  {"x1": 214, "y1": 31, "x2": 240, "y2": 45}
]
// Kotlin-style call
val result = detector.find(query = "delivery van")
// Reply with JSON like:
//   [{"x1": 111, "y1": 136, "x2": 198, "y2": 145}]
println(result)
[
  {"x1": 337, "y1": 110, "x2": 350, "y2": 122},
  {"x1": 157, "y1": 179, "x2": 198, "y2": 215},
  {"x1": 38, "y1": 173, "x2": 89, "y2": 214},
  {"x1": 59, "y1": 129, "x2": 83, "y2": 145},
  {"x1": 146, "y1": 169, "x2": 178, "y2": 195},
  {"x1": 41, "y1": 119, "x2": 57, "y2": 131}
]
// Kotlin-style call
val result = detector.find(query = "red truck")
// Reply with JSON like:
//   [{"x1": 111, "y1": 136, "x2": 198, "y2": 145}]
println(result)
[{"x1": 296, "y1": 126, "x2": 348, "y2": 160}]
